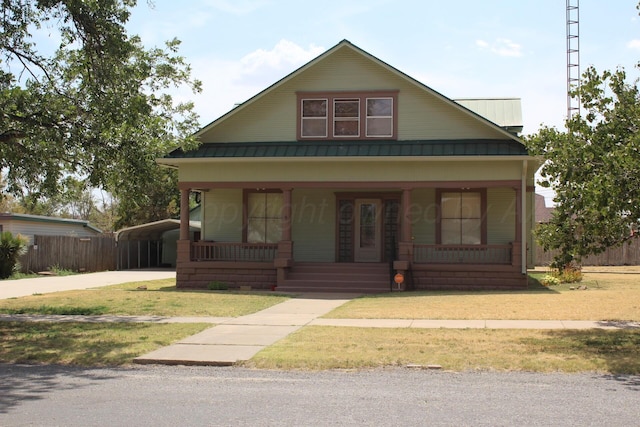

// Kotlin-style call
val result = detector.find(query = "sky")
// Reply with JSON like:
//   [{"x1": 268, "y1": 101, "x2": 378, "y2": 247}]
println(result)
[{"x1": 125, "y1": 1, "x2": 638, "y2": 203}]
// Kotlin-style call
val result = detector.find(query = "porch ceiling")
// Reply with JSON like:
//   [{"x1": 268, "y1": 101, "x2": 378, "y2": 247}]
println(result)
[{"x1": 165, "y1": 139, "x2": 528, "y2": 160}]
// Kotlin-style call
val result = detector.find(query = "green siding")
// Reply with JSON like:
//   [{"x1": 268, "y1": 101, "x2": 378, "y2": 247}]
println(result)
[
  {"x1": 291, "y1": 189, "x2": 336, "y2": 262},
  {"x1": 487, "y1": 188, "x2": 516, "y2": 244},
  {"x1": 411, "y1": 188, "x2": 437, "y2": 244},
  {"x1": 202, "y1": 189, "x2": 243, "y2": 241},
  {"x1": 179, "y1": 160, "x2": 524, "y2": 184}
]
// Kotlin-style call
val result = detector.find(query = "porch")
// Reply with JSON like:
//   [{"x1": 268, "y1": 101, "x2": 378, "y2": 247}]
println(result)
[
  {"x1": 177, "y1": 240, "x2": 526, "y2": 291},
  {"x1": 174, "y1": 180, "x2": 531, "y2": 292}
]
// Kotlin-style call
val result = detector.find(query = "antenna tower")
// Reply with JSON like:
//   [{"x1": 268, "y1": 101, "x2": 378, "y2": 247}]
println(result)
[{"x1": 566, "y1": 0, "x2": 580, "y2": 119}]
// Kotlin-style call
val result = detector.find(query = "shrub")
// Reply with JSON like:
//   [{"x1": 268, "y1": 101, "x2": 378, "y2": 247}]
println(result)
[
  {"x1": 557, "y1": 267, "x2": 583, "y2": 283},
  {"x1": 549, "y1": 264, "x2": 583, "y2": 284},
  {"x1": 0, "y1": 232, "x2": 29, "y2": 279},
  {"x1": 207, "y1": 281, "x2": 228, "y2": 291},
  {"x1": 540, "y1": 274, "x2": 561, "y2": 287}
]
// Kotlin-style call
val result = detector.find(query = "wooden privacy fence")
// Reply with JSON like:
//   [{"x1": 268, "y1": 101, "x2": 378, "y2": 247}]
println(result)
[
  {"x1": 19, "y1": 235, "x2": 117, "y2": 273},
  {"x1": 535, "y1": 240, "x2": 640, "y2": 266}
]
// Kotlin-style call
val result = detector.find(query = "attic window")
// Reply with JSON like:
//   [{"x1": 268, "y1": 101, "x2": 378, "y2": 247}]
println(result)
[{"x1": 298, "y1": 91, "x2": 397, "y2": 140}]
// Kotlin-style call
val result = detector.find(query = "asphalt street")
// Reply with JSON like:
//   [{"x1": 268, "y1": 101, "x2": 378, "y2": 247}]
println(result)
[{"x1": 1, "y1": 364, "x2": 638, "y2": 426}]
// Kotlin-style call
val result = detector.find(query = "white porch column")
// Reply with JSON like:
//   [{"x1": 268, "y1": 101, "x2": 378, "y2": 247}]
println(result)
[{"x1": 179, "y1": 188, "x2": 190, "y2": 241}]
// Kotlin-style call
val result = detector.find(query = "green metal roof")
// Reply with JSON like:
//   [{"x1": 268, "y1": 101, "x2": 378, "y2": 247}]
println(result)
[{"x1": 165, "y1": 140, "x2": 529, "y2": 160}]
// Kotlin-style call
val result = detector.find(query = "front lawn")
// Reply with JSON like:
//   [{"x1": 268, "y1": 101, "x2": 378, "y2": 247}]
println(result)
[{"x1": 0, "y1": 279, "x2": 290, "y2": 317}]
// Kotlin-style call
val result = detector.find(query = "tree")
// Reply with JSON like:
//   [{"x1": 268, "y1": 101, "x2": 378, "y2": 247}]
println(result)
[
  {"x1": 527, "y1": 65, "x2": 640, "y2": 268},
  {"x1": 0, "y1": 231, "x2": 28, "y2": 279},
  {"x1": 0, "y1": 0, "x2": 201, "y2": 228}
]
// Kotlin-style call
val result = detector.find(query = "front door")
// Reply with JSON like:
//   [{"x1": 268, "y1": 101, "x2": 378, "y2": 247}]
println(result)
[{"x1": 354, "y1": 199, "x2": 382, "y2": 262}]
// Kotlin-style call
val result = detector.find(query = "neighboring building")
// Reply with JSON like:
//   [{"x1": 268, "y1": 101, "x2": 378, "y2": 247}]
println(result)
[
  {"x1": 535, "y1": 194, "x2": 555, "y2": 224},
  {"x1": 158, "y1": 40, "x2": 542, "y2": 292},
  {"x1": 0, "y1": 212, "x2": 102, "y2": 244}
]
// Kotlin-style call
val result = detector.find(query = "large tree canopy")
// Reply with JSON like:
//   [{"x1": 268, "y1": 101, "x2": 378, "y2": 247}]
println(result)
[
  {"x1": 527, "y1": 65, "x2": 640, "y2": 268},
  {"x1": 0, "y1": 0, "x2": 201, "y2": 228}
]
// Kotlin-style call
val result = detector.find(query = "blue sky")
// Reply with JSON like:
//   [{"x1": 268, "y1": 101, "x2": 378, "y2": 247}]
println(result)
[
  {"x1": 127, "y1": 0, "x2": 639, "y2": 138},
  {"x1": 123, "y1": 1, "x2": 639, "y2": 204}
]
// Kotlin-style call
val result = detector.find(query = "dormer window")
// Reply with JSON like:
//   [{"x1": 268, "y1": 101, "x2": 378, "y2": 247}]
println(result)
[{"x1": 298, "y1": 91, "x2": 398, "y2": 140}]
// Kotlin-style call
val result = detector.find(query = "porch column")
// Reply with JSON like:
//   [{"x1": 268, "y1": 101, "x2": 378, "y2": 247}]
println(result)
[
  {"x1": 177, "y1": 188, "x2": 191, "y2": 264},
  {"x1": 281, "y1": 188, "x2": 292, "y2": 241},
  {"x1": 513, "y1": 185, "x2": 523, "y2": 271},
  {"x1": 180, "y1": 188, "x2": 190, "y2": 240},
  {"x1": 276, "y1": 188, "x2": 294, "y2": 286},
  {"x1": 397, "y1": 188, "x2": 414, "y2": 263},
  {"x1": 401, "y1": 188, "x2": 412, "y2": 242}
]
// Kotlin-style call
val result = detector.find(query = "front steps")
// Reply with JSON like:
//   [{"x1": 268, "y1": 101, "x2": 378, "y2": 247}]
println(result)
[{"x1": 278, "y1": 262, "x2": 392, "y2": 293}]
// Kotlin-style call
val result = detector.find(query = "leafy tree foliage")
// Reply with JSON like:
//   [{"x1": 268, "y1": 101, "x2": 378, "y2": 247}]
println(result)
[
  {"x1": 0, "y1": 0, "x2": 201, "y2": 228},
  {"x1": 0, "y1": 231, "x2": 28, "y2": 279},
  {"x1": 527, "y1": 66, "x2": 640, "y2": 268}
]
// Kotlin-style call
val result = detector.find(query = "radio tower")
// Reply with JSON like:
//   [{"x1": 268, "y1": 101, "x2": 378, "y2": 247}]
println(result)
[{"x1": 566, "y1": 0, "x2": 580, "y2": 119}]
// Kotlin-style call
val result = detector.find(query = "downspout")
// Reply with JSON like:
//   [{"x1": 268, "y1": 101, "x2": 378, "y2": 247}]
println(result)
[{"x1": 521, "y1": 160, "x2": 528, "y2": 275}]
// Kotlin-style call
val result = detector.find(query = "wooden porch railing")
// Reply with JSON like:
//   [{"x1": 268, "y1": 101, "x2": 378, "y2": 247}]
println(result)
[
  {"x1": 413, "y1": 244, "x2": 512, "y2": 265},
  {"x1": 191, "y1": 241, "x2": 278, "y2": 262}
]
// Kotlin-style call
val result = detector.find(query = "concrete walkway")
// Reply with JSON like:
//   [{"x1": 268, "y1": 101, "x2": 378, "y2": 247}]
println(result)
[
  {"x1": 133, "y1": 294, "x2": 360, "y2": 366},
  {"x1": 131, "y1": 297, "x2": 639, "y2": 366}
]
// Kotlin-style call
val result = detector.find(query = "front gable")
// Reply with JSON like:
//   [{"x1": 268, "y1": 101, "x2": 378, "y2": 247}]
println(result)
[{"x1": 191, "y1": 40, "x2": 520, "y2": 145}]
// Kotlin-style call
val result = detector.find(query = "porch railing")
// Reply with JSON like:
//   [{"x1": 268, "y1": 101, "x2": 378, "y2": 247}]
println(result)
[
  {"x1": 191, "y1": 241, "x2": 278, "y2": 262},
  {"x1": 413, "y1": 244, "x2": 512, "y2": 265}
]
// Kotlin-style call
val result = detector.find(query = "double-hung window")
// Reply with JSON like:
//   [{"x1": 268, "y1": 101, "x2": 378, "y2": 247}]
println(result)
[
  {"x1": 298, "y1": 91, "x2": 397, "y2": 140},
  {"x1": 438, "y1": 190, "x2": 486, "y2": 245},
  {"x1": 245, "y1": 191, "x2": 283, "y2": 243}
]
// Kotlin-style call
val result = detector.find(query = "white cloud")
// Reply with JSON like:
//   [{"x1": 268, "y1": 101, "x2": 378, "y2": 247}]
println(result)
[
  {"x1": 476, "y1": 38, "x2": 523, "y2": 58},
  {"x1": 238, "y1": 39, "x2": 325, "y2": 78},
  {"x1": 627, "y1": 39, "x2": 640, "y2": 50},
  {"x1": 184, "y1": 40, "x2": 326, "y2": 124}
]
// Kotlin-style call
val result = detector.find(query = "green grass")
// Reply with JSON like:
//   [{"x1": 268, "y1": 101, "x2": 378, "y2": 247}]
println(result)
[
  {"x1": 0, "y1": 321, "x2": 210, "y2": 366},
  {"x1": 0, "y1": 278, "x2": 290, "y2": 317}
]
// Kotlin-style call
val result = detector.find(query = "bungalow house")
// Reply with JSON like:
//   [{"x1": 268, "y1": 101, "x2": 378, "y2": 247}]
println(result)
[{"x1": 158, "y1": 40, "x2": 542, "y2": 292}]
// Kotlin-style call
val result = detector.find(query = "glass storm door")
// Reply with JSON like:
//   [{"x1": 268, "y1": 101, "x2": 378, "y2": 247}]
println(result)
[{"x1": 354, "y1": 199, "x2": 382, "y2": 262}]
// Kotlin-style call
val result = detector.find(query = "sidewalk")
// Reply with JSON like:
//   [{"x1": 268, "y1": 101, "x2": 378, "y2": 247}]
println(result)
[
  {"x1": 131, "y1": 295, "x2": 638, "y2": 366},
  {"x1": 133, "y1": 293, "x2": 360, "y2": 366}
]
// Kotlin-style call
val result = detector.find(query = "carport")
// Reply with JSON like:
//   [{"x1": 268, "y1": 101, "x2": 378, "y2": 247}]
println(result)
[{"x1": 116, "y1": 219, "x2": 200, "y2": 269}]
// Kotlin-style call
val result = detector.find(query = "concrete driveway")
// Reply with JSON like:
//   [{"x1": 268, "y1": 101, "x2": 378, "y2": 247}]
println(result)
[{"x1": 0, "y1": 269, "x2": 176, "y2": 299}]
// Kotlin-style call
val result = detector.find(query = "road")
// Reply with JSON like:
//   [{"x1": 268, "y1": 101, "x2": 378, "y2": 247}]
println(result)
[{"x1": 1, "y1": 364, "x2": 639, "y2": 426}]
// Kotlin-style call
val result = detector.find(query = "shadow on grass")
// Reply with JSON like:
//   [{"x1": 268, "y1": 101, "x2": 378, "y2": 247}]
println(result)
[
  {"x1": 150, "y1": 286, "x2": 288, "y2": 298},
  {"x1": 525, "y1": 329, "x2": 640, "y2": 377},
  {"x1": 0, "y1": 305, "x2": 108, "y2": 315},
  {"x1": 367, "y1": 275, "x2": 560, "y2": 300}
]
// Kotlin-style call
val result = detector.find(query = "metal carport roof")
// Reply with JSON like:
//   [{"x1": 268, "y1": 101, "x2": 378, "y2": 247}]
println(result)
[{"x1": 116, "y1": 219, "x2": 201, "y2": 241}]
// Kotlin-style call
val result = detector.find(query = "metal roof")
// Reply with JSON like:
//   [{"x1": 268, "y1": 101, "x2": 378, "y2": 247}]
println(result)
[
  {"x1": 454, "y1": 98, "x2": 523, "y2": 134},
  {"x1": 0, "y1": 212, "x2": 103, "y2": 234},
  {"x1": 116, "y1": 219, "x2": 201, "y2": 241},
  {"x1": 165, "y1": 139, "x2": 528, "y2": 160}
]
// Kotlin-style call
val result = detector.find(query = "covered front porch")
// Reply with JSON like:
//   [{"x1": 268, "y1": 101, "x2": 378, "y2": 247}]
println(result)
[{"x1": 174, "y1": 180, "x2": 531, "y2": 292}]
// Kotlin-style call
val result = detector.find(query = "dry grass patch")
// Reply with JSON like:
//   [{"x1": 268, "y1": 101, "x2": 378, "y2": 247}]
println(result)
[
  {"x1": 0, "y1": 279, "x2": 290, "y2": 317},
  {"x1": 0, "y1": 321, "x2": 210, "y2": 366},
  {"x1": 246, "y1": 326, "x2": 640, "y2": 373},
  {"x1": 325, "y1": 272, "x2": 640, "y2": 321}
]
